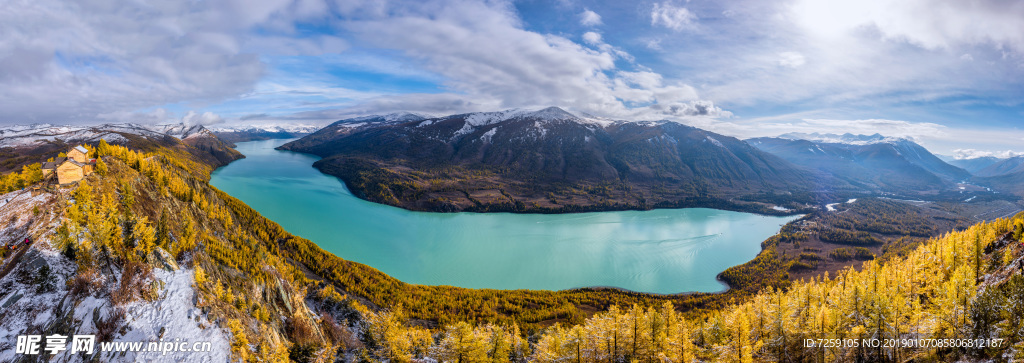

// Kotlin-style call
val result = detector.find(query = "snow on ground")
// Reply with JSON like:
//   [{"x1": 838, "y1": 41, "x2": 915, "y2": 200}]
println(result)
[
  {"x1": 1, "y1": 259, "x2": 232, "y2": 362},
  {"x1": 464, "y1": 109, "x2": 531, "y2": 127},
  {"x1": 0, "y1": 188, "x2": 231, "y2": 362},
  {"x1": 105, "y1": 269, "x2": 232, "y2": 362},
  {"x1": 480, "y1": 127, "x2": 497, "y2": 143},
  {"x1": 0, "y1": 189, "x2": 56, "y2": 247},
  {"x1": 847, "y1": 199, "x2": 857, "y2": 204},
  {"x1": 772, "y1": 206, "x2": 790, "y2": 211},
  {"x1": 0, "y1": 234, "x2": 79, "y2": 361}
]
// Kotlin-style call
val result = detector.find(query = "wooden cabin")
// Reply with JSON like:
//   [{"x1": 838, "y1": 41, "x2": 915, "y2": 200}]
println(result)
[
  {"x1": 67, "y1": 145, "x2": 89, "y2": 163},
  {"x1": 42, "y1": 145, "x2": 96, "y2": 184}
]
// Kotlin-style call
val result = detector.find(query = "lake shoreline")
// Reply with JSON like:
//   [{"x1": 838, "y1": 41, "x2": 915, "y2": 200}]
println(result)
[
  {"x1": 214, "y1": 136, "x2": 813, "y2": 219},
  {"x1": 289, "y1": 149, "x2": 816, "y2": 218},
  {"x1": 212, "y1": 138, "x2": 802, "y2": 294}
]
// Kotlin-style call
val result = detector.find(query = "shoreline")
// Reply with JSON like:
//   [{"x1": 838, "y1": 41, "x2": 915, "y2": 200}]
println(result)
[{"x1": 212, "y1": 137, "x2": 805, "y2": 296}]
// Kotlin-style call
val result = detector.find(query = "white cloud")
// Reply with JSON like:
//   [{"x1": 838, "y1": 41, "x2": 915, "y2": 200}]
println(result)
[
  {"x1": 181, "y1": 110, "x2": 224, "y2": 126},
  {"x1": 645, "y1": 39, "x2": 663, "y2": 50},
  {"x1": 695, "y1": 112, "x2": 1024, "y2": 156},
  {"x1": 96, "y1": 108, "x2": 225, "y2": 126},
  {"x1": 579, "y1": 9, "x2": 602, "y2": 27},
  {"x1": 952, "y1": 149, "x2": 1024, "y2": 160},
  {"x1": 653, "y1": 0, "x2": 1024, "y2": 115},
  {"x1": 97, "y1": 108, "x2": 175, "y2": 125},
  {"x1": 338, "y1": 0, "x2": 717, "y2": 121},
  {"x1": 0, "y1": 0, "x2": 345, "y2": 124},
  {"x1": 778, "y1": 52, "x2": 806, "y2": 68},
  {"x1": 651, "y1": 2, "x2": 697, "y2": 31},
  {"x1": 791, "y1": 0, "x2": 1024, "y2": 51}
]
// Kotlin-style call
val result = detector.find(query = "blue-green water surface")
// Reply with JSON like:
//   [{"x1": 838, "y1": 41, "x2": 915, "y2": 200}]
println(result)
[{"x1": 210, "y1": 139, "x2": 800, "y2": 294}]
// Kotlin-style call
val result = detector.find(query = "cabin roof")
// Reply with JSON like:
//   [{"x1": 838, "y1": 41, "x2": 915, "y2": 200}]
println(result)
[
  {"x1": 73, "y1": 145, "x2": 88, "y2": 154},
  {"x1": 53, "y1": 158, "x2": 85, "y2": 168},
  {"x1": 42, "y1": 157, "x2": 67, "y2": 170}
]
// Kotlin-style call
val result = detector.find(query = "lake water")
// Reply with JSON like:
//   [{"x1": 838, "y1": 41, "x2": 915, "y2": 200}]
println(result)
[{"x1": 210, "y1": 139, "x2": 800, "y2": 294}]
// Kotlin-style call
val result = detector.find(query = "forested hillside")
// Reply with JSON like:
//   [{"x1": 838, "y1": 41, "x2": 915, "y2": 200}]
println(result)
[
  {"x1": 359, "y1": 214, "x2": 1024, "y2": 362},
  {"x1": 3, "y1": 131, "x2": 1021, "y2": 362},
  {"x1": 0, "y1": 135, "x2": 807, "y2": 361}
]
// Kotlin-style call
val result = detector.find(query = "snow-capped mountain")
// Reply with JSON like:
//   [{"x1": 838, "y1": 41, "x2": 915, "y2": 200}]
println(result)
[
  {"x1": 0, "y1": 122, "x2": 242, "y2": 171},
  {"x1": 208, "y1": 123, "x2": 324, "y2": 144},
  {"x1": 274, "y1": 112, "x2": 430, "y2": 152},
  {"x1": 0, "y1": 123, "x2": 171, "y2": 149},
  {"x1": 0, "y1": 122, "x2": 229, "y2": 149},
  {"x1": 149, "y1": 123, "x2": 212, "y2": 139},
  {"x1": 279, "y1": 106, "x2": 823, "y2": 212},
  {"x1": 208, "y1": 124, "x2": 323, "y2": 134}
]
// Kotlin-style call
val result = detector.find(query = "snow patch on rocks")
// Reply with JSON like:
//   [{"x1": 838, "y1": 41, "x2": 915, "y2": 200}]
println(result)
[
  {"x1": 113, "y1": 269, "x2": 232, "y2": 362},
  {"x1": 480, "y1": 127, "x2": 498, "y2": 143}
]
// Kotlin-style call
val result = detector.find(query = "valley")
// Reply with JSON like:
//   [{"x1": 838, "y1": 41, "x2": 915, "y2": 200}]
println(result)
[
  {"x1": 0, "y1": 116, "x2": 1022, "y2": 362},
  {"x1": 211, "y1": 139, "x2": 801, "y2": 294}
]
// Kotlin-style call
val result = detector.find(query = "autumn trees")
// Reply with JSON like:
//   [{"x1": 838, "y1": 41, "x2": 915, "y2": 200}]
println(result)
[{"x1": 354, "y1": 214, "x2": 1023, "y2": 362}]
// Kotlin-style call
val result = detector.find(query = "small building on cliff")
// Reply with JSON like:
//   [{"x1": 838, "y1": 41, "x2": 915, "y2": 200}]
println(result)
[{"x1": 42, "y1": 145, "x2": 95, "y2": 184}]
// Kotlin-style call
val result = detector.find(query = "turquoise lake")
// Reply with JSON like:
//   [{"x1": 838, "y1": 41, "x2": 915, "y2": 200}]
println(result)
[{"x1": 210, "y1": 139, "x2": 800, "y2": 294}]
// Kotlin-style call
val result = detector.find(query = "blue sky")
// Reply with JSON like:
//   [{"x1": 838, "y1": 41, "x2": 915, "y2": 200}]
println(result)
[{"x1": 1, "y1": 0, "x2": 1023, "y2": 157}]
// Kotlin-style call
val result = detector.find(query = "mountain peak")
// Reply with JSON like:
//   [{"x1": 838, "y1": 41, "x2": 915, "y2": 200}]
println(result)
[{"x1": 529, "y1": 106, "x2": 576, "y2": 120}]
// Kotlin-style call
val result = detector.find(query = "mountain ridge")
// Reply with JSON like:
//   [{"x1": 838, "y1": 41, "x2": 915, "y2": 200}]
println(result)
[
  {"x1": 280, "y1": 107, "x2": 832, "y2": 213},
  {"x1": 748, "y1": 135, "x2": 970, "y2": 197}
]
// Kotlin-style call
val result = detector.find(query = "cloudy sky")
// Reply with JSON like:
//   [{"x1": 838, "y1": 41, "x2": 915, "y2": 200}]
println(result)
[{"x1": 2, "y1": 0, "x2": 1023, "y2": 156}]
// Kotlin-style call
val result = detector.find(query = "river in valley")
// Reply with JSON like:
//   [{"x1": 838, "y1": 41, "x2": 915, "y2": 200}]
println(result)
[{"x1": 210, "y1": 139, "x2": 800, "y2": 294}]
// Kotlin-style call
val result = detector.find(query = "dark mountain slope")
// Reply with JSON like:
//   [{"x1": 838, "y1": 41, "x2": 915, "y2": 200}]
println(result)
[
  {"x1": 280, "y1": 107, "x2": 828, "y2": 213},
  {"x1": 279, "y1": 112, "x2": 426, "y2": 156}
]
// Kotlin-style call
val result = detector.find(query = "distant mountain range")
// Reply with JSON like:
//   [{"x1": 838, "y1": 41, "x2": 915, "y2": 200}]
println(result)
[
  {"x1": 969, "y1": 156, "x2": 1024, "y2": 177},
  {"x1": 3, "y1": 111, "x2": 1019, "y2": 207},
  {"x1": 965, "y1": 156, "x2": 1024, "y2": 195},
  {"x1": 277, "y1": 112, "x2": 429, "y2": 154},
  {"x1": 747, "y1": 134, "x2": 970, "y2": 196},
  {"x1": 279, "y1": 107, "x2": 838, "y2": 213},
  {"x1": 0, "y1": 123, "x2": 241, "y2": 171},
  {"x1": 948, "y1": 156, "x2": 1003, "y2": 174},
  {"x1": 209, "y1": 124, "x2": 323, "y2": 144}
]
